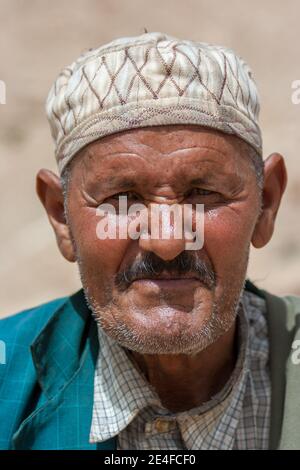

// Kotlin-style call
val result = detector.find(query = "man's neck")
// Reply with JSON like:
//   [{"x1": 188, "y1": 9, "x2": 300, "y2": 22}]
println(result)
[{"x1": 127, "y1": 321, "x2": 238, "y2": 413}]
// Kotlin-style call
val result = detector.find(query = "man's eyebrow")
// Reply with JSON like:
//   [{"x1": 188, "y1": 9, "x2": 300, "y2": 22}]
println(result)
[
  {"x1": 188, "y1": 165, "x2": 240, "y2": 185},
  {"x1": 188, "y1": 174, "x2": 221, "y2": 185},
  {"x1": 189, "y1": 177, "x2": 208, "y2": 185},
  {"x1": 101, "y1": 175, "x2": 137, "y2": 189}
]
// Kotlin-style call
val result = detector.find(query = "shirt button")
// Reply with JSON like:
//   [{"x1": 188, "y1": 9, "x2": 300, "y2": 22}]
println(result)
[{"x1": 154, "y1": 419, "x2": 172, "y2": 433}]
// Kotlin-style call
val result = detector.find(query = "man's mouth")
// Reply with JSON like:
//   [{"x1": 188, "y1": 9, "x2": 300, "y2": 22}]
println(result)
[{"x1": 130, "y1": 272, "x2": 202, "y2": 289}]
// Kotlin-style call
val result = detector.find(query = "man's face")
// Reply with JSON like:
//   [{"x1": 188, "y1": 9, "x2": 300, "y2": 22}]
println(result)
[{"x1": 64, "y1": 125, "x2": 262, "y2": 355}]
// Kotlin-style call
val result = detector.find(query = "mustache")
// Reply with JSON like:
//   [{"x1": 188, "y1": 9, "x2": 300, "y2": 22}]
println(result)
[{"x1": 115, "y1": 251, "x2": 216, "y2": 291}]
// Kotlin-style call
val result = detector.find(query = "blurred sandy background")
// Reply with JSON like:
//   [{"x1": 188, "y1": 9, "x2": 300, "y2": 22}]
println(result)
[{"x1": 0, "y1": 0, "x2": 300, "y2": 317}]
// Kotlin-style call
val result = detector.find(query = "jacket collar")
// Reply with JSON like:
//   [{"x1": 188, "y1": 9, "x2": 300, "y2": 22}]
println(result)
[
  {"x1": 13, "y1": 289, "x2": 116, "y2": 449},
  {"x1": 30, "y1": 289, "x2": 96, "y2": 399}
]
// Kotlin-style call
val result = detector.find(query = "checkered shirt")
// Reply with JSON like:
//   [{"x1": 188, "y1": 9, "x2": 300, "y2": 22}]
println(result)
[{"x1": 89, "y1": 289, "x2": 270, "y2": 450}]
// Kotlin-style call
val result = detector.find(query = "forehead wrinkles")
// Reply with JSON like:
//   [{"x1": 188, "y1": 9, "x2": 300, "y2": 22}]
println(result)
[
  {"x1": 78, "y1": 149, "x2": 212, "y2": 179},
  {"x1": 77, "y1": 126, "x2": 237, "y2": 160},
  {"x1": 72, "y1": 129, "x2": 245, "y2": 188}
]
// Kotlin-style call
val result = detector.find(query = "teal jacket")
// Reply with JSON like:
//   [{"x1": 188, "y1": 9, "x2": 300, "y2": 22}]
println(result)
[{"x1": 0, "y1": 281, "x2": 300, "y2": 450}]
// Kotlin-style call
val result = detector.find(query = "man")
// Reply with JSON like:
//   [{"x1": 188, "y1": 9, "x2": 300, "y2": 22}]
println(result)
[{"x1": 0, "y1": 32, "x2": 299, "y2": 450}]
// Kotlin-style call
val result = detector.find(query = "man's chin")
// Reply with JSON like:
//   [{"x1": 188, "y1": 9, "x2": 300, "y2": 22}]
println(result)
[
  {"x1": 95, "y1": 303, "x2": 222, "y2": 355},
  {"x1": 105, "y1": 326, "x2": 210, "y2": 355},
  {"x1": 124, "y1": 303, "x2": 211, "y2": 331}
]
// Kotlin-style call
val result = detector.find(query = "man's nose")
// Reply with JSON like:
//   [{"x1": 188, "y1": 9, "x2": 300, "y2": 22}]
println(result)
[{"x1": 138, "y1": 203, "x2": 191, "y2": 261}]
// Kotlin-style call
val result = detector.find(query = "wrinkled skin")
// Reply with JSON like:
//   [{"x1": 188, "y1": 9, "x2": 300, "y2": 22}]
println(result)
[{"x1": 37, "y1": 125, "x2": 287, "y2": 411}]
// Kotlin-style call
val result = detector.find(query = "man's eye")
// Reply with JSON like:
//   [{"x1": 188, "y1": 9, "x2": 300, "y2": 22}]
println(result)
[
  {"x1": 188, "y1": 188, "x2": 214, "y2": 197},
  {"x1": 110, "y1": 191, "x2": 140, "y2": 200}
]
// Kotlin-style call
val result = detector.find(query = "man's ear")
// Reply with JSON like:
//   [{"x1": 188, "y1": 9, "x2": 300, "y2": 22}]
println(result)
[
  {"x1": 252, "y1": 153, "x2": 287, "y2": 248},
  {"x1": 36, "y1": 169, "x2": 76, "y2": 262}
]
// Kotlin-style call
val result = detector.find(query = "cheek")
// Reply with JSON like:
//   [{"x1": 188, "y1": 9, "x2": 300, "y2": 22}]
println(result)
[
  {"x1": 70, "y1": 208, "x2": 129, "y2": 280},
  {"x1": 204, "y1": 206, "x2": 256, "y2": 277}
]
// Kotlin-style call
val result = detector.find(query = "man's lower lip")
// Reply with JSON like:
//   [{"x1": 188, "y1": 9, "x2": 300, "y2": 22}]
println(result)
[{"x1": 131, "y1": 278, "x2": 201, "y2": 288}]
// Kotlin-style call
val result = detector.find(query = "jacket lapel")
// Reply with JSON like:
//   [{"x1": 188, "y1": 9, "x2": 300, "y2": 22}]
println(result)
[
  {"x1": 12, "y1": 290, "x2": 117, "y2": 450},
  {"x1": 243, "y1": 281, "x2": 300, "y2": 450},
  {"x1": 262, "y1": 288, "x2": 300, "y2": 450},
  {"x1": 270, "y1": 296, "x2": 300, "y2": 450}
]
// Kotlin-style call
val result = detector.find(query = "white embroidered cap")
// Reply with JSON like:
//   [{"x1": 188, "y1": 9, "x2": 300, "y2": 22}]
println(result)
[{"x1": 46, "y1": 32, "x2": 262, "y2": 174}]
